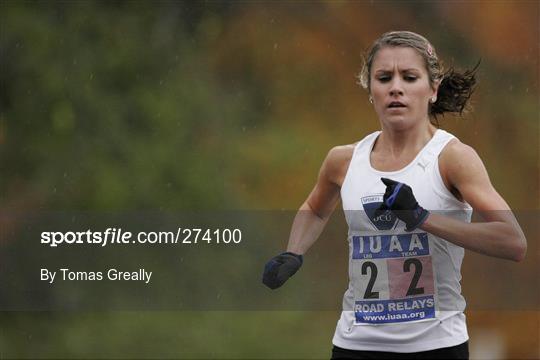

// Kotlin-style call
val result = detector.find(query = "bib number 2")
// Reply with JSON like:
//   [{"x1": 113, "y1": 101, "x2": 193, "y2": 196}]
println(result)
[
  {"x1": 351, "y1": 233, "x2": 436, "y2": 325},
  {"x1": 361, "y1": 262, "x2": 379, "y2": 299},
  {"x1": 362, "y1": 258, "x2": 424, "y2": 299}
]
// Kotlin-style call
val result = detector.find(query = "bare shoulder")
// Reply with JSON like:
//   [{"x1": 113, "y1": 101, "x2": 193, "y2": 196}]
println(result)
[
  {"x1": 439, "y1": 137, "x2": 513, "y2": 212},
  {"x1": 323, "y1": 143, "x2": 357, "y2": 186},
  {"x1": 439, "y1": 138, "x2": 487, "y2": 180},
  {"x1": 439, "y1": 138, "x2": 493, "y2": 201},
  {"x1": 327, "y1": 143, "x2": 356, "y2": 163}
]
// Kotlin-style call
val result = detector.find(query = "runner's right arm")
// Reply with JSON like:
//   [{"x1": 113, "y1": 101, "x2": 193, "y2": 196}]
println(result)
[
  {"x1": 262, "y1": 145, "x2": 352, "y2": 289},
  {"x1": 286, "y1": 146, "x2": 349, "y2": 254}
]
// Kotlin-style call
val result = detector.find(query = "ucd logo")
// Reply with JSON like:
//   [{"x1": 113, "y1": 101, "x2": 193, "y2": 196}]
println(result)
[{"x1": 361, "y1": 195, "x2": 398, "y2": 231}]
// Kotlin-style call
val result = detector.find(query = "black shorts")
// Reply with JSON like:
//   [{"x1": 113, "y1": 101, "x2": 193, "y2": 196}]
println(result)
[{"x1": 331, "y1": 341, "x2": 469, "y2": 359}]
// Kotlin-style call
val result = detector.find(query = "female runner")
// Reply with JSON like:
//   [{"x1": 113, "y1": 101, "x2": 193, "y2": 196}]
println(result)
[{"x1": 262, "y1": 31, "x2": 526, "y2": 359}]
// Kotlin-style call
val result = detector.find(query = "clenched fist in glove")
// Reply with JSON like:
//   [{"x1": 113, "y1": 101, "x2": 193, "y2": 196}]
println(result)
[
  {"x1": 375, "y1": 177, "x2": 430, "y2": 231},
  {"x1": 262, "y1": 252, "x2": 303, "y2": 289}
]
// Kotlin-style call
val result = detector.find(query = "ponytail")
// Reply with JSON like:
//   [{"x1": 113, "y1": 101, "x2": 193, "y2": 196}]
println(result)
[{"x1": 430, "y1": 61, "x2": 480, "y2": 120}]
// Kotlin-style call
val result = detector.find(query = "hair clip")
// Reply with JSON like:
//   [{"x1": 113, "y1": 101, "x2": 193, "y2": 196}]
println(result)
[{"x1": 427, "y1": 44, "x2": 434, "y2": 57}]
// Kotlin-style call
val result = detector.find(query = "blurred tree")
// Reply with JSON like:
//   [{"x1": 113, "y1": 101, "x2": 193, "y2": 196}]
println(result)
[{"x1": 0, "y1": 2, "x2": 537, "y2": 359}]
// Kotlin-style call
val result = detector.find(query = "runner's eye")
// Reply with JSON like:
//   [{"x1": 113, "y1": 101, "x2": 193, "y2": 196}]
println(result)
[
  {"x1": 377, "y1": 76, "x2": 390, "y2": 83},
  {"x1": 404, "y1": 76, "x2": 417, "y2": 82}
]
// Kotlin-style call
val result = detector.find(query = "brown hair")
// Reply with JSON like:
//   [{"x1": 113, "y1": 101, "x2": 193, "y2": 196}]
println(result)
[{"x1": 359, "y1": 31, "x2": 478, "y2": 124}]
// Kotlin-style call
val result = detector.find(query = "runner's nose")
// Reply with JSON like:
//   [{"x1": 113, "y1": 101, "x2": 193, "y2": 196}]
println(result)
[{"x1": 389, "y1": 78, "x2": 404, "y2": 97}]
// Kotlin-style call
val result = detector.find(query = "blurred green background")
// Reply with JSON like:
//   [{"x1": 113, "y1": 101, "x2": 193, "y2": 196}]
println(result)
[{"x1": 1, "y1": 1, "x2": 538, "y2": 359}]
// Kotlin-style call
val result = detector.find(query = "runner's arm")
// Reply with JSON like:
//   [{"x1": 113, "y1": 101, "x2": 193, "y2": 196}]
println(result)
[
  {"x1": 286, "y1": 146, "x2": 349, "y2": 255},
  {"x1": 420, "y1": 141, "x2": 526, "y2": 261}
]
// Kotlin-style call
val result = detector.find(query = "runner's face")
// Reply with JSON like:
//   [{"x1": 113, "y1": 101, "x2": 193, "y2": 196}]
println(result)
[{"x1": 369, "y1": 46, "x2": 437, "y2": 130}]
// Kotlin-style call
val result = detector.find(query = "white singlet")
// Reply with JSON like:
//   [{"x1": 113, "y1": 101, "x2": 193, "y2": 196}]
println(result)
[{"x1": 332, "y1": 129, "x2": 472, "y2": 353}]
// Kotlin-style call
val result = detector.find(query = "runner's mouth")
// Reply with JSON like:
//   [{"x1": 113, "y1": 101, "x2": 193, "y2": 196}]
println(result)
[{"x1": 388, "y1": 101, "x2": 406, "y2": 108}]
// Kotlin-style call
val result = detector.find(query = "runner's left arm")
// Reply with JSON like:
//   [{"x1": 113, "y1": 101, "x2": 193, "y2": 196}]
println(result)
[{"x1": 420, "y1": 141, "x2": 526, "y2": 262}]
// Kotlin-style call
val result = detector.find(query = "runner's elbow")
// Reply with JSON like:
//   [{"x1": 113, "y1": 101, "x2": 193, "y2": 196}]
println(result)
[
  {"x1": 512, "y1": 240, "x2": 527, "y2": 262},
  {"x1": 509, "y1": 234, "x2": 527, "y2": 262},
  {"x1": 302, "y1": 200, "x2": 328, "y2": 221}
]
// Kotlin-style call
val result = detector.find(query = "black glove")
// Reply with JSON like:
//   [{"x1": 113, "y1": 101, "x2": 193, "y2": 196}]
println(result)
[
  {"x1": 375, "y1": 177, "x2": 429, "y2": 231},
  {"x1": 262, "y1": 252, "x2": 303, "y2": 289}
]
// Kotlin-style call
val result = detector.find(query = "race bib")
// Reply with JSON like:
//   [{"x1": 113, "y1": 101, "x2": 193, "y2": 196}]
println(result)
[{"x1": 351, "y1": 232, "x2": 436, "y2": 325}]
